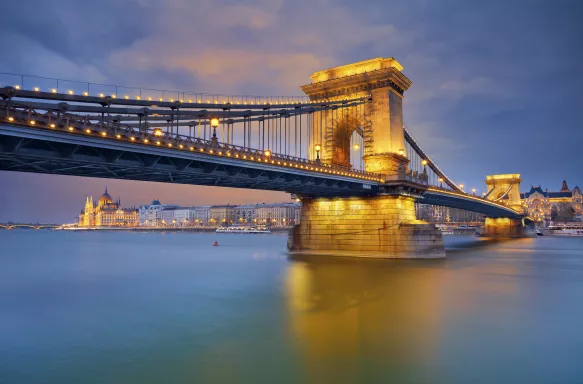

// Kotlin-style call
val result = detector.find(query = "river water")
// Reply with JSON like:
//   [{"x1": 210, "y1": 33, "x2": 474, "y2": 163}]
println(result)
[{"x1": 1, "y1": 231, "x2": 582, "y2": 383}]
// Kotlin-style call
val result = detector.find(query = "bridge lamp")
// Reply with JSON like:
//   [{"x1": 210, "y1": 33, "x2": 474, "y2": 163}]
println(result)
[
  {"x1": 7, "y1": 116, "x2": 14, "y2": 122},
  {"x1": 51, "y1": 89, "x2": 57, "y2": 93},
  {"x1": 398, "y1": 148, "x2": 405, "y2": 156},
  {"x1": 210, "y1": 117, "x2": 220, "y2": 138},
  {"x1": 459, "y1": 184, "x2": 464, "y2": 192},
  {"x1": 153, "y1": 128, "x2": 164, "y2": 137},
  {"x1": 264, "y1": 149, "x2": 272, "y2": 157},
  {"x1": 14, "y1": 85, "x2": 20, "y2": 90},
  {"x1": 33, "y1": 87, "x2": 39, "y2": 92},
  {"x1": 68, "y1": 90, "x2": 73, "y2": 95},
  {"x1": 353, "y1": 143, "x2": 360, "y2": 150},
  {"x1": 421, "y1": 159, "x2": 428, "y2": 166},
  {"x1": 315, "y1": 144, "x2": 322, "y2": 162}
]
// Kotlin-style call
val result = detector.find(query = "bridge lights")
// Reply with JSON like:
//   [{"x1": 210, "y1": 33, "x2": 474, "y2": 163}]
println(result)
[
  {"x1": 264, "y1": 149, "x2": 272, "y2": 157},
  {"x1": 29, "y1": 120, "x2": 36, "y2": 126},
  {"x1": 421, "y1": 159, "x2": 428, "y2": 166},
  {"x1": 459, "y1": 184, "x2": 464, "y2": 192},
  {"x1": 315, "y1": 144, "x2": 321, "y2": 162},
  {"x1": 353, "y1": 143, "x2": 360, "y2": 150},
  {"x1": 7, "y1": 116, "x2": 14, "y2": 122},
  {"x1": 153, "y1": 128, "x2": 164, "y2": 137},
  {"x1": 210, "y1": 117, "x2": 219, "y2": 140},
  {"x1": 34, "y1": 87, "x2": 39, "y2": 92},
  {"x1": 398, "y1": 148, "x2": 405, "y2": 156},
  {"x1": 439, "y1": 177, "x2": 444, "y2": 188},
  {"x1": 472, "y1": 188, "x2": 476, "y2": 195}
]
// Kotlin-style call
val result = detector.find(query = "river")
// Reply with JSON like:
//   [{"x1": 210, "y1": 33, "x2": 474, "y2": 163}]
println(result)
[{"x1": 1, "y1": 231, "x2": 582, "y2": 383}]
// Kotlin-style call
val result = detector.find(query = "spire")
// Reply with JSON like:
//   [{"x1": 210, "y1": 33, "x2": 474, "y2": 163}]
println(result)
[
  {"x1": 561, "y1": 180, "x2": 570, "y2": 192},
  {"x1": 105, "y1": 186, "x2": 108, "y2": 194}
]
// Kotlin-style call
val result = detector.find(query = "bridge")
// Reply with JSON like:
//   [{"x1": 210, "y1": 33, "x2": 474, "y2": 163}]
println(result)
[
  {"x1": 0, "y1": 223, "x2": 60, "y2": 230},
  {"x1": 0, "y1": 57, "x2": 531, "y2": 258}
]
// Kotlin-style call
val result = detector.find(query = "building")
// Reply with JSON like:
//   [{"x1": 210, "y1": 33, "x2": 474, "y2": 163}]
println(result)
[
  {"x1": 255, "y1": 203, "x2": 301, "y2": 227},
  {"x1": 78, "y1": 188, "x2": 138, "y2": 227},
  {"x1": 415, "y1": 203, "x2": 484, "y2": 223},
  {"x1": 138, "y1": 199, "x2": 178, "y2": 226},
  {"x1": 232, "y1": 204, "x2": 258, "y2": 224},
  {"x1": 521, "y1": 180, "x2": 583, "y2": 222},
  {"x1": 209, "y1": 205, "x2": 235, "y2": 226}
]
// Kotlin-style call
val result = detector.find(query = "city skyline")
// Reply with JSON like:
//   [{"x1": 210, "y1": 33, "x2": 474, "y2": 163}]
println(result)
[{"x1": 1, "y1": 0, "x2": 582, "y2": 221}]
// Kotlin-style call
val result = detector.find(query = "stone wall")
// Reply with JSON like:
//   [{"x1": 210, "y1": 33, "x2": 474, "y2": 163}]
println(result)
[{"x1": 288, "y1": 195, "x2": 445, "y2": 259}]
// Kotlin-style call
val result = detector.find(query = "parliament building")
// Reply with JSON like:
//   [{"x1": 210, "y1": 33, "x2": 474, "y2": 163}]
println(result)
[{"x1": 78, "y1": 188, "x2": 139, "y2": 227}]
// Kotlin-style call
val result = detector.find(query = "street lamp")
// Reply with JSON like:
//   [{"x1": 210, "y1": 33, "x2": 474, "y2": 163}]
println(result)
[
  {"x1": 153, "y1": 128, "x2": 163, "y2": 137},
  {"x1": 264, "y1": 149, "x2": 271, "y2": 157},
  {"x1": 315, "y1": 144, "x2": 321, "y2": 162},
  {"x1": 459, "y1": 184, "x2": 464, "y2": 192},
  {"x1": 472, "y1": 188, "x2": 476, "y2": 195},
  {"x1": 353, "y1": 143, "x2": 359, "y2": 150},
  {"x1": 210, "y1": 117, "x2": 219, "y2": 143},
  {"x1": 398, "y1": 148, "x2": 405, "y2": 156},
  {"x1": 439, "y1": 177, "x2": 444, "y2": 188}
]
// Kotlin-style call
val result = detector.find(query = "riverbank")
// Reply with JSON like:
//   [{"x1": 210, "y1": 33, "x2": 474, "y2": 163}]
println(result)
[{"x1": 60, "y1": 226, "x2": 294, "y2": 233}]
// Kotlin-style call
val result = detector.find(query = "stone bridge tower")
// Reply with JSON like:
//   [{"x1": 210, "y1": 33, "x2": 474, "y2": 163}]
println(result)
[
  {"x1": 484, "y1": 174, "x2": 523, "y2": 212},
  {"x1": 289, "y1": 58, "x2": 445, "y2": 259},
  {"x1": 301, "y1": 57, "x2": 412, "y2": 177}
]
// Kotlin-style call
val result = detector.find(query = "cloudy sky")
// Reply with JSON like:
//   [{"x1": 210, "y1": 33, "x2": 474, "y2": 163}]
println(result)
[{"x1": 1, "y1": 0, "x2": 581, "y2": 222}]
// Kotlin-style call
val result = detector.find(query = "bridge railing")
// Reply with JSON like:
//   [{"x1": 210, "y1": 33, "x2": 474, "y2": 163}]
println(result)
[
  {"x1": 0, "y1": 72, "x2": 312, "y2": 106},
  {"x1": 0, "y1": 103, "x2": 382, "y2": 182}
]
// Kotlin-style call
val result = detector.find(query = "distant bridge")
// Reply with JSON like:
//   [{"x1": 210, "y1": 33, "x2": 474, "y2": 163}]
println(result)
[{"x1": 0, "y1": 223, "x2": 60, "y2": 230}]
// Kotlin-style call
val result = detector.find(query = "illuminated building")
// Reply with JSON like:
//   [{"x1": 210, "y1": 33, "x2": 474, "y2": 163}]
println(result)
[
  {"x1": 255, "y1": 203, "x2": 301, "y2": 226},
  {"x1": 521, "y1": 180, "x2": 583, "y2": 222},
  {"x1": 78, "y1": 188, "x2": 138, "y2": 227}
]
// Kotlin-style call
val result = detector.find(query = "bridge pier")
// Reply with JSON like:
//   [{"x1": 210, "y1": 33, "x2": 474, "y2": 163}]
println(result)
[
  {"x1": 288, "y1": 195, "x2": 445, "y2": 259},
  {"x1": 476, "y1": 218, "x2": 536, "y2": 238}
]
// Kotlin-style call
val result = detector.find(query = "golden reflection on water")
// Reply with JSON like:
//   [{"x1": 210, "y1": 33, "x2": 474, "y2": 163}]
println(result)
[
  {"x1": 285, "y1": 246, "x2": 526, "y2": 381},
  {"x1": 285, "y1": 257, "x2": 447, "y2": 381}
]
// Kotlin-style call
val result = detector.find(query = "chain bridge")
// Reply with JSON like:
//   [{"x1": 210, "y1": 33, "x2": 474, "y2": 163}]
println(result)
[{"x1": 0, "y1": 57, "x2": 531, "y2": 258}]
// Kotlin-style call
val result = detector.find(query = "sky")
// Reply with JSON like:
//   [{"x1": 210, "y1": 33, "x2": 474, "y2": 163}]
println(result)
[{"x1": 0, "y1": 0, "x2": 582, "y2": 222}]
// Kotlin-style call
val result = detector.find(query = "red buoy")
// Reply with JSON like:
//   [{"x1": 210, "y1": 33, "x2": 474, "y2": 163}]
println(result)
[{"x1": 213, "y1": 241, "x2": 219, "y2": 246}]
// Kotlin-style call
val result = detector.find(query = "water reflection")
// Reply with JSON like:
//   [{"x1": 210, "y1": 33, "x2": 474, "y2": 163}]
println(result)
[{"x1": 286, "y1": 256, "x2": 447, "y2": 381}]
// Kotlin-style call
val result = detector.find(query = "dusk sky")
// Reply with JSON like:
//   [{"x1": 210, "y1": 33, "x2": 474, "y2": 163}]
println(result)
[{"x1": 1, "y1": 0, "x2": 582, "y2": 222}]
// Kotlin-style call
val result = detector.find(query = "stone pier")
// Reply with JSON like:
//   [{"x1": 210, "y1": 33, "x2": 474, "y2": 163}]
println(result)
[
  {"x1": 288, "y1": 195, "x2": 445, "y2": 259},
  {"x1": 476, "y1": 217, "x2": 537, "y2": 238}
]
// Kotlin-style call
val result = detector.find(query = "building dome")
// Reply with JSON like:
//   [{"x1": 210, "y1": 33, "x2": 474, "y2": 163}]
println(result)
[
  {"x1": 151, "y1": 199, "x2": 161, "y2": 206},
  {"x1": 99, "y1": 187, "x2": 113, "y2": 205}
]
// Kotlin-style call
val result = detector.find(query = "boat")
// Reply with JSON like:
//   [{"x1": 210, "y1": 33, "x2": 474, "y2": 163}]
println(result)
[
  {"x1": 216, "y1": 225, "x2": 270, "y2": 234},
  {"x1": 544, "y1": 224, "x2": 583, "y2": 237},
  {"x1": 536, "y1": 227, "x2": 544, "y2": 236}
]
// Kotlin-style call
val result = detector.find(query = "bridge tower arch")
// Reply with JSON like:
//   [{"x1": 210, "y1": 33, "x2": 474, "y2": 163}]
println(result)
[
  {"x1": 302, "y1": 57, "x2": 411, "y2": 175},
  {"x1": 290, "y1": 58, "x2": 445, "y2": 259}
]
